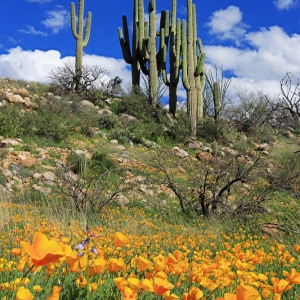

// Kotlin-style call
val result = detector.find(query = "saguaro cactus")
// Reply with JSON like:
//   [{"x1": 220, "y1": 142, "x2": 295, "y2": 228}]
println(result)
[
  {"x1": 70, "y1": 0, "x2": 92, "y2": 92},
  {"x1": 213, "y1": 81, "x2": 221, "y2": 120},
  {"x1": 138, "y1": 0, "x2": 158, "y2": 107},
  {"x1": 118, "y1": 0, "x2": 142, "y2": 86},
  {"x1": 160, "y1": 0, "x2": 182, "y2": 115},
  {"x1": 181, "y1": 0, "x2": 206, "y2": 139}
]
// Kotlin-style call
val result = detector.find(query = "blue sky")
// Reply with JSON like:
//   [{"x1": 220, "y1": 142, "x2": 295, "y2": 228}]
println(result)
[{"x1": 0, "y1": 0, "x2": 300, "y2": 100}]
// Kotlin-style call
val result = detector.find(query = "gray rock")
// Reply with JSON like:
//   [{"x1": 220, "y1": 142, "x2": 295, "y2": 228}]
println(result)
[
  {"x1": 110, "y1": 139, "x2": 118, "y2": 144},
  {"x1": 1, "y1": 138, "x2": 21, "y2": 146},
  {"x1": 80, "y1": 100, "x2": 95, "y2": 107},
  {"x1": 118, "y1": 113, "x2": 137, "y2": 121},
  {"x1": 42, "y1": 171, "x2": 56, "y2": 182},
  {"x1": 115, "y1": 145, "x2": 126, "y2": 151},
  {"x1": 172, "y1": 147, "x2": 189, "y2": 158},
  {"x1": 97, "y1": 109, "x2": 113, "y2": 115}
]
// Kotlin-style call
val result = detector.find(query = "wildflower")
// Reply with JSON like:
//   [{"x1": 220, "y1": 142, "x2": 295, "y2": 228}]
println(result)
[
  {"x1": 33, "y1": 285, "x2": 42, "y2": 292},
  {"x1": 153, "y1": 277, "x2": 174, "y2": 295},
  {"x1": 16, "y1": 286, "x2": 34, "y2": 300},
  {"x1": 136, "y1": 256, "x2": 152, "y2": 271},
  {"x1": 236, "y1": 285, "x2": 261, "y2": 300},
  {"x1": 46, "y1": 286, "x2": 61, "y2": 300},
  {"x1": 21, "y1": 232, "x2": 64, "y2": 267},
  {"x1": 283, "y1": 268, "x2": 300, "y2": 284},
  {"x1": 76, "y1": 275, "x2": 88, "y2": 288},
  {"x1": 114, "y1": 232, "x2": 129, "y2": 247}
]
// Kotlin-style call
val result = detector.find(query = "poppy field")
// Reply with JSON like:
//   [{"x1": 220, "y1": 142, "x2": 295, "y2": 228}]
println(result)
[{"x1": 1, "y1": 199, "x2": 300, "y2": 300}]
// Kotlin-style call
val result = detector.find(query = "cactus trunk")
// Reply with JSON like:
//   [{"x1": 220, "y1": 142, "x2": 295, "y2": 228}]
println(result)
[
  {"x1": 181, "y1": 0, "x2": 205, "y2": 139},
  {"x1": 213, "y1": 81, "x2": 221, "y2": 120},
  {"x1": 70, "y1": 0, "x2": 92, "y2": 93},
  {"x1": 118, "y1": 0, "x2": 141, "y2": 86}
]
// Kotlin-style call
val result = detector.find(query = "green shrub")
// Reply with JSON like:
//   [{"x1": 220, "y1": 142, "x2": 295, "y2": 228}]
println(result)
[
  {"x1": 90, "y1": 152, "x2": 116, "y2": 174},
  {"x1": 108, "y1": 128, "x2": 139, "y2": 144},
  {"x1": 98, "y1": 114, "x2": 118, "y2": 130}
]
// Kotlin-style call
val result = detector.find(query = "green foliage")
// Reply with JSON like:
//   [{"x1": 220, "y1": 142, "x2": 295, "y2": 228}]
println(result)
[
  {"x1": 0, "y1": 104, "x2": 27, "y2": 137},
  {"x1": 108, "y1": 128, "x2": 139, "y2": 144},
  {"x1": 98, "y1": 114, "x2": 118, "y2": 130},
  {"x1": 89, "y1": 151, "x2": 116, "y2": 174}
]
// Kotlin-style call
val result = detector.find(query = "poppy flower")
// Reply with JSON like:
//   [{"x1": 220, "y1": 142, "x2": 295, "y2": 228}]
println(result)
[
  {"x1": 21, "y1": 232, "x2": 64, "y2": 267},
  {"x1": 153, "y1": 277, "x2": 174, "y2": 295},
  {"x1": 16, "y1": 286, "x2": 34, "y2": 300},
  {"x1": 114, "y1": 232, "x2": 129, "y2": 247}
]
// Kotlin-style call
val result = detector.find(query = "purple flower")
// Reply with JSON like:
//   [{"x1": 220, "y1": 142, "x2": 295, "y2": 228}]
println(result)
[
  {"x1": 90, "y1": 247, "x2": 98, "y2": 256},
  {"x1": 76, "y1": 244, "x2": 84, "y2": 250}
]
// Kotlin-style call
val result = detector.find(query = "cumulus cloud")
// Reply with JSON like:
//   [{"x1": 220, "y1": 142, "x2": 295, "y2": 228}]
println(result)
[
  {"x1": 19, "y1": 25, "x2": 47, "y2": 36},
  {"x1": 274, "y1": 0, "x2": 298, "y2": 10},
  {"x1": 0, "y1": 47, "x2": 131, "y2": 85},
  {"x1": 41, "y1": 6, "x2": 69, "y2": 34},
  {"x1": 206, "y1": 5, "x2": 247, "y2": 45}
]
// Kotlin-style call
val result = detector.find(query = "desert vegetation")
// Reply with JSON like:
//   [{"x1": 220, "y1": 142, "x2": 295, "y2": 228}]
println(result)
[{"x1": 0, "y1": 0, "x2": 300, "y2": 299}]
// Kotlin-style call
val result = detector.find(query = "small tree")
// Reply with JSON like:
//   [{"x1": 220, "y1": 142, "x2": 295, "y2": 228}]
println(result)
[
  {"x1": 152, "y1": 149, "x2": 269, "y2": 218},
  {"x1": 48, "y1": 62, "x2": 107, "y2": 96}
]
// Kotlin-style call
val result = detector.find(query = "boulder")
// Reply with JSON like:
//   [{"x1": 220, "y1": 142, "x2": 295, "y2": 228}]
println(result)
[
  {"x1": 80, "y1": 100, "x2": 95, "y2": 107},
  {"x1": 185, "y1": 140, "x2": 203, "y2": 149},
  {"x1": 16, "y1": 88, "x2": 29, "y2": 98},
  {"x1": 172, "y1": 147, "x2": 189, "y2": 158},
  {"x1": 196, "y1": 152, "x2": 213, "y2": 161},
  {"x1": 97, "y1": 109, "x2": 113, "y2": 115},
  {"x1": 0, "y1": 138, "x2": 21, "y2": 147},
  {"x1": 5, "y1": 93, "x2": 25, "y2": 104}
]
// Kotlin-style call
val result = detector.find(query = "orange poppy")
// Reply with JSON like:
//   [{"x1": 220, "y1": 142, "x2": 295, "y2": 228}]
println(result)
[{"x1": 21, "y1": 232, "x2": 64, "y2": 267}]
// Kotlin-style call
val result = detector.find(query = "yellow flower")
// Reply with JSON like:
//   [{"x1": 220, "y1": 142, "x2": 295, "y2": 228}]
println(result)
[
  {"x1": 114, "y1": 232, "x2": 129, "y2": 247},
  {"x1": 33, "y1": 285, "x2": 42, "y2": 292},
  {"x1": 16, "y1": 286, "x2": 34, "y2": 300}
]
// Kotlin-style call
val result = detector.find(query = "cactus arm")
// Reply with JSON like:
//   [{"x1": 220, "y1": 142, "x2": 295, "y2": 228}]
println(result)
[
  {"x1": 70, "y1": 3, "x2": 78, "y2": 39},
  {"x1": 213, "y1": 81, "x2": 221, "y2": 119},
  {"x1": 82, "y1": 11, "x2": 92, "y2": 47},
  {"x1": 195, "y1": 38, "x2": 206, "y2": 77},
  {"x1": 181, "y1": 20, "x2": 190, "y2": 90},
  {"x1": 118, "y1": 16, "x2": 132, "y2": 64}
]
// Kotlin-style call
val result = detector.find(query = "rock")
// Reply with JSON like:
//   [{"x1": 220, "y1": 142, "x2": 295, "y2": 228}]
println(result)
[
  {"x1": 287, "y1": 126, "x2": 295, "y2": 133},
  {"x1": 0, "y1": 100, "x2": 7, "y2": 108},
  {"x1": 23, "y1": 98, "x2": 38, "y2": 109},
  {"x1": 5, "y1": 93, "x2": 25, "y2": 104},
  {"x1": 110, "y1": 139, "x2": 118, "y2": 144},
  {"x1": 54, "y1": 96, "x2": 61, "y2": 100},
  {"x1": 118, "y1": 113, "x2": 137, "y2": 122},
  {"x1": 285, "y1": 131, "x2": 294, "y2": 139},
  {"x1": 21, "y1": 158, "x2": 36, "y2": 168},
  {"x1": 261, "y1": 223, "x2": 284, "y2": 236},
  {"x1": 196, "y1": 152, "x2": 213, "y2": 161},
  {"x1": 113, "y1": 193, "x2": 129, "y2": 207},
  {"x1": 80, "y1": 100, "x2": 95, "y2": 107},
  {"x1": 115, "y1": 145, "x2": 126, "y2": 151},
  {"x1": 2, "y1": 168, "x2": 12, "y2": 179},
  {"x1": 97, "y1": 109, "x2": 113, "y2": 115},
  {"x1": 0, "y1": 138, "x2": 21, "y2": 147},
  {"x1": 185, "y1": 140, "x2": 203, "y2": 149},
  {"x1": 172, "y1": 147, "x2": 189, "y2": 158},
  {"x1": 44, "y1": 92, "x2": 55, "y2": 100},
  {"x1": 141, "y1": 138, "x2": 156, "y2": 148},
  {"x1": 222, "y1": 147, "x2": 238, "y2": 156},
  {"x1": 32, "y1": 184, "x2": 52, "y2": 194},
  {"x1": 42, "y1": 171, "x2": 56, "y2": 182},
  {"x1": 32, "y1": 173, "x2": 42, "y2": 179},
  {"x1": 261, "y1": 151, "x2": 269, "y2": 156},
  {"x1": 62, "y1": 171, "x2": 78, "y2": 182},
  {"x1": 202, "y1": 146, "x2": 212, "y2": 153},
  {"x1": 257, "y1": 143, "x2": 269, "y2": 151},
  {"x1": 16, "y1": 88, "x2": 29, "y2": 98}
]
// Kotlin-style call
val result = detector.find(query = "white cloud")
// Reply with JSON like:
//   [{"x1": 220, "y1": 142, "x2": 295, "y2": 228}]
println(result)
[
  {"x1": 41, "y1": 6, "x2": 69, "y2": 34},
  {"x1": 206, "y1": 5, "x2": 247, "y2": 45},
  {"x1": 19, "y1": 25, "x2": 48, "y2": 36},
  {"x1": 0, "y1": 47, "x2": 131, "y2": 85},
  {"x1": 144, "y1": 12, "x2": 161, "y2": 31},
  {"x1": 274, "y1": 0, "x2": 298, "y2": 10},
  {"x1": 204, "y1": 25, "x2": 300, "y2": 100}
]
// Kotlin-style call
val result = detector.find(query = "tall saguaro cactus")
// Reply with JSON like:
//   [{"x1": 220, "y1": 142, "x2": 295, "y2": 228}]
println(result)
[
  {"x1": 160, "y1": 0, "x2": 182, "y2": 115},
  {"x1": 70, "y1": 0, "x2": 92, "y2": 92},
  {"x1": 118, "y1": 0, "x2": 142, "y2": 86},
  {"x1": 138, "y1": 0, "x2": 158, "y2": 107},
  {"x1": 181, "y1": 0, "x2": 206, "y2": 139}
]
